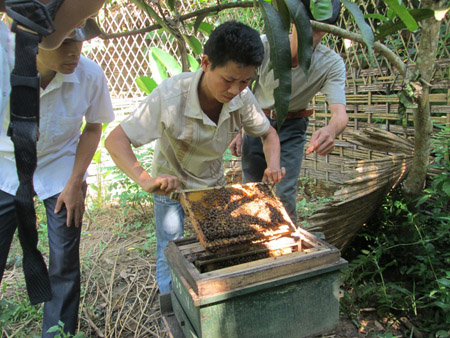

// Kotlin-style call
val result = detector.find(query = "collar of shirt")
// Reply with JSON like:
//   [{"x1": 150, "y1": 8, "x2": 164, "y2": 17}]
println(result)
[
  {"x1": 41, "y1": 71, "x2": 80, "y2": 96},
  {"x1": 184, "y1": 68, "x2": 244, "y2": 127}
]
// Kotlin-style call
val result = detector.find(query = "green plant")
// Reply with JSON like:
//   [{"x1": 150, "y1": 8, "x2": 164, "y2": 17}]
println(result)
[
  {"x1": 0, "y1": 288, "x2": 43, "y2": 335},
  {"x1": 87, "y1": 123, "x2": 112, "y2": 209},
  {"x1": 107, "y1": 144, "x2": 154, "y2": 217},
  {"x1": 136, "y1": 47, "x2": 200, "y2": 94},
  {"x1": 47, "y1": 321, "x2": 85, "y2": 338},
  {"x1": 295, "y1": 177, "x2": 334, "y2": 221},
  {"x1": 134, "y1": 229, "x2": 157, "y2": 257},
  {"x1": 342, "y1": 127, "x2": 450, "y2": 335}
]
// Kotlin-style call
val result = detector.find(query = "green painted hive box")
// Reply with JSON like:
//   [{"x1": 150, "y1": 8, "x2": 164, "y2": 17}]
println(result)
[{"x1": 165, "y1": 229, "x2": 347, "y2": 338}]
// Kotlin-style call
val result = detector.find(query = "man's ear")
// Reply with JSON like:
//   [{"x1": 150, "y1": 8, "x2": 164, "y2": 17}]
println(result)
[{"x1": 201, "y1": 55, "x2": 210, "y2": 72}]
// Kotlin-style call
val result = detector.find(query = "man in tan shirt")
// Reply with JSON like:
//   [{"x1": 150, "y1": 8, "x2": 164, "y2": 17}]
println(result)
[{"x1": 105, "y1": 21, "x2": 285, "y2": 293}]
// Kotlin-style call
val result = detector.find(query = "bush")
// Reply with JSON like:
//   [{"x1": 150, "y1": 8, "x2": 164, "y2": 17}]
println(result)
[{"x1": 341, "y1": 125, "x2": 450, "y2": 335}]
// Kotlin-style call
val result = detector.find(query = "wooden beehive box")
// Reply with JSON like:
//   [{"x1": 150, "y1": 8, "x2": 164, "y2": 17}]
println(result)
[
  {"x1": 165, "y1": 233, "x2": 346, "y2": 338},
  {"x1": 164, "y1": 183, "x2": 347, "y2": 337}
]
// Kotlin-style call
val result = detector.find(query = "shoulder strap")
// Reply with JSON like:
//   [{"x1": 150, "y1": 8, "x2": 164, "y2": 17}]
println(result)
[{"x1": 4, "y1": 0, "x2": 65, "y2": 305}]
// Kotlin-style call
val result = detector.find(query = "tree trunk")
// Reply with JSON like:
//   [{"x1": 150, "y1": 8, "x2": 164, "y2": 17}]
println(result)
[{"x1": 402, "y1": 0, "x2": 445, "y2": 199}]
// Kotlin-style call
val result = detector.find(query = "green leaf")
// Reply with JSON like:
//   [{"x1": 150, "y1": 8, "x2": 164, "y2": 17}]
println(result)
[
  {"x1": 184, "y1": 35, "x2": 203, "y2": 56},
  {"x1": 149, "y1": 50, "x2": 168, "y2": 84},
  {"x1": 375, "y1": 9, "x2": 434, "y2": 41},
  {"x1": 432, "y1": 301, "x2": 450, "y2": 311},
  {"x1": 272, "y1": 0, "x2": 291, "y2": 31},
  {"x1": 436, "y1": 330, "x2": 449, "y2": 338},
  {"x1": 197, "y1": 22, "x2": 214, "y2": 36},
  {"x1": 46, "y1": 325, "x2": 60, "y2": 333},
  {"x1": 258, "y1": 0, "x2": 292, "y2": 129},
  {"x1": 166, "y1": 0, "x2": 175, "y2": 11},
  {"x1": 342, "y1": 0, "x2": 374, "y2": 56},
  {"x1": 136, "y1": 76, "x2": 158, "y2": 94},
  {"x1": 364, "y1": 13, "x2": 389, "y2": 22},
  {"x1": 151, "y1": 47, "x2": 182, "y2": 76},
  {"x1": 285, "y1": 0, "x2": 313, "y2": 77},
  {"x1": 92, "y1": 149, "x2": 102, "y2": 164},
  {"x1": 383, "y1": 0, "x2": 418, "y2": 32},
  {"x1": 415, "y1": 194, "x2": 431, "y2": 207},
  {"x1": 398, "y1": 90, "x2": 417, "y2": 109},
  {"x1": 188, "y1": 54, "x2": 200, "y2": 72},
  {"x1": 442, "y1": 180, "x2": 450, "y2": 196},
  {"x1": 194, "y1": 14, "x2": 207, "y2": 33},
  {"x1": 310, "y1": 0, "x2": 333, "y2": 21}
]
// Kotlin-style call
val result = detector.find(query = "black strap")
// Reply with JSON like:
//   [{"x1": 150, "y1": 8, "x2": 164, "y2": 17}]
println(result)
[{"x1": 4, "y1": 0, "x2": 65, "y2": 305}]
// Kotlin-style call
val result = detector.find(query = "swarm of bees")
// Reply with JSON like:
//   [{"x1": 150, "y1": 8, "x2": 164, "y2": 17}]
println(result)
[{"x1": 184, "y1": 184, "x2": 293, "y2": 250}]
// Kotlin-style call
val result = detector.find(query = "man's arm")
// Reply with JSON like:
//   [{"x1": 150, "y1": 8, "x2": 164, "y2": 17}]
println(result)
[
  {"x1": 105, "y1": 125, "x2": 181, "y2": 195},
  {"x1": 229, "y1": 132, "x2": 242, "y2": 157},
  {"x1": 305, "y1": 103, "x2": 348, "y2": 156},
  {"x1": 39, "y1": 0, "x2": 105, "y2": 49},
  {"x1": 261, "y1": 125, "x2": 286, "y2": 183},
  {"x1": 54, "y1": 122, "x2": 102, "y2": 227}
]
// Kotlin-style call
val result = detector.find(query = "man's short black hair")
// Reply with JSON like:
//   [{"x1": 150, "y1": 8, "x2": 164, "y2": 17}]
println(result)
[
  {"x1": 203, "y1": 21, "x2": 264, "y2": 69},
  {"x1": 302, "y1": 0, "x2": 341, "y2": 25}
]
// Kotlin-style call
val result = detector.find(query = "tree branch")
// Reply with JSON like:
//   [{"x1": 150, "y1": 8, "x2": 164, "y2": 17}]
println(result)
[
  {"x1": 99, "y1": 1, "x2": 255, "y2": 39},
  {"x1": 311, "y1": 21, "x2": 407, "y2": 76}
]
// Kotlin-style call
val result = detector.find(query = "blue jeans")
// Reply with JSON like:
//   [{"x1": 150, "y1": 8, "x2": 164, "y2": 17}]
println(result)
[
  {"x1": 0, "y1": 190, "x2": 81, "y2": 338},
  {"x1": 242, "y1": 117, "x2": 309, "y2": 224},
  {"x1": 153, "y1": 194, "x2": 184, "y2": 293}
]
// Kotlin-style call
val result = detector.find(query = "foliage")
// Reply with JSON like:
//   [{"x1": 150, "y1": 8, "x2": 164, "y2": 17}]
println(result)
[
  {"x1": 259, "y1": 0, "x2": 373, "y2": 127},
  {"x1": 88, "y1": 123, "x2": 112, "y2": 209},
  {"x1": 136, "y1": 47, "x2": 200, "y2": 94},
  {"x1": 295, "y1": 177, "x2": 334, "y2": 221},
  {"x1": 106, "y1": 144, "x2": 154, "y2": 218},
  {"x1": 0, "y1": 288, "x2": 43, "y2": 335},
  {"x1": 258, "y1": 0, "x2": 292, "y2": 129},
  {"x1": 342, "y1": 127, "x2": 450, "y2": 335},
  {"x1": 375, "y1": 8, "x2": 434, "y2": 41},
  {"x1": 47, "y1": 321, "x2": 85, "y2": 338}
]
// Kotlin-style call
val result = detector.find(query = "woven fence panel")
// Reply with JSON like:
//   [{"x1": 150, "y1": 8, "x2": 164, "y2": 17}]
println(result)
[{"x1": 301, "y1": 57, "x2": 449, "y2": 184}]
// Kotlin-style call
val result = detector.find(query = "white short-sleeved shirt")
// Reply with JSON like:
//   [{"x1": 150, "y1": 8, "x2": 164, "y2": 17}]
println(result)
[
  {"x1": 0, "y1": 21, "x2": 14, "y2": 130},
  {"x1": 254, "y1": 35, "x2": 346, "y2": 111},
  {"x1": 121, "y1": 68, "x2": 270, "y2": 189},
  {"x1": 0, "y1": 56, "x2": 115, "y2": 199}
]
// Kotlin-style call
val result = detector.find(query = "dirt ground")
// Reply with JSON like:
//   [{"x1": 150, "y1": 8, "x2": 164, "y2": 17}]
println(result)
[{"x1": 1, "y1": 203, "x2": 406, "y2": 337}]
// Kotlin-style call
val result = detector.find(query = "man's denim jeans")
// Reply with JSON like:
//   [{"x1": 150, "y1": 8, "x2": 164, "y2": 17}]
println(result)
[
  {"x1": 242, "y1": 117, "x2": 309, "y2": 224},
  {"x1": 153, "y1": 194, "x2": 184, "y2": 293}
]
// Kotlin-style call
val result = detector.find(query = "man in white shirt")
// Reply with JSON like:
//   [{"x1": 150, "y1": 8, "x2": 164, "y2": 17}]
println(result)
[
  {"x1": 0, "y1": 37, "x2": 114, "y2": 336},
  {"x1": 105, "y1": 21, "x2": 285, "y2": 294},
  {"x1": 230, "y1": 0, "x2": 348, "y2": 224}
]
